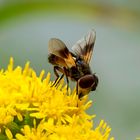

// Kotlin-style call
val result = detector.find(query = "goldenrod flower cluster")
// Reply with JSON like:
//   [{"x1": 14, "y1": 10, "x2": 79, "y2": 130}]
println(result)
[{"x1": 0, "y1": 58, "x2": 114, "y2": 140}]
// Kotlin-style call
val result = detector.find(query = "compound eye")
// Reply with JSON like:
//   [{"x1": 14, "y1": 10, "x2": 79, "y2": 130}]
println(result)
[{"x1": 78, "y1": 75, "x2": 95, "y2": 89}]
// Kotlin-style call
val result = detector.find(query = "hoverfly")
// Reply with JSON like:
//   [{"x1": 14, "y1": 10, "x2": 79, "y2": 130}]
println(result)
[{"x1": 48, "y1": 29, "x2": 98, "y2": 98}]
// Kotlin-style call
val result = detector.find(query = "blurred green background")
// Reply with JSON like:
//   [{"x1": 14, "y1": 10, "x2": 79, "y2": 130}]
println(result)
[{"x1": 0, "y1": 0, "x2": 140, "y2": 139}]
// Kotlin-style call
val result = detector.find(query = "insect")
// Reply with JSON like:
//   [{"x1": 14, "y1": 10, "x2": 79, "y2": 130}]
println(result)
[{"x1": 48, "y1": 29, "x2": 98, "y2": 98}]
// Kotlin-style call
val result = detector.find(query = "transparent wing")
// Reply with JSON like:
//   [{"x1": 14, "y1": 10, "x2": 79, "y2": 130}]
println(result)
[
  {"x1": 48, "y1": 54, "x2": 68, "y2": 67},
  {"x1": 48, "y1": 38, "x2": 76, "y2": 67},
  {"x1": 71, "y1": 29, "x2": 96, "y2": 64}
]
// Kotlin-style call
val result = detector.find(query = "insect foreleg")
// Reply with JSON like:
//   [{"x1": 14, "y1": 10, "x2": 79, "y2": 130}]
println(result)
[
  {"x1": 52, "y1": 66, "x2": 65, "y2": 87},
  {"x1": 63, "y1": 67, "x2": 69, "y2": 92}
]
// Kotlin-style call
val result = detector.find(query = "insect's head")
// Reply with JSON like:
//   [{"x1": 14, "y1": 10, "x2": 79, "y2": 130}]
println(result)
[{"x1": 78, "y1": 74, "x2": 98, "y2": 91}]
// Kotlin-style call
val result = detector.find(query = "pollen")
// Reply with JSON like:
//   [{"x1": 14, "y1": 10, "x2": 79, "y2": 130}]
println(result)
[{"x1": 0, "y1": 57, "x2": 114, "y2": 140}]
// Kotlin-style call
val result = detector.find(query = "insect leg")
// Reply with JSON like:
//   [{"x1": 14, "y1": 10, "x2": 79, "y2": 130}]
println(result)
[
  {"x1": 55, "y1": 73, "x2": 64, "y2": 87},
  {"x1": 63, "y1": 67, "x2": 69, "y2": 91},
  {"x1": 76, "y1": 81, "x2": 79, "y2": 96},
  {"x1": 52, "y1": 66, "x2": 65, "y2": 87},
  {"x1": 76, "y1": 80, "x2": 83, "y2": 99}
]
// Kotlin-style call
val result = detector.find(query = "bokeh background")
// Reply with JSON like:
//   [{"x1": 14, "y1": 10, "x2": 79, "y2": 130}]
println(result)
[{"x1": 0, "y1": 0, "x2": 140, "y2": 139}]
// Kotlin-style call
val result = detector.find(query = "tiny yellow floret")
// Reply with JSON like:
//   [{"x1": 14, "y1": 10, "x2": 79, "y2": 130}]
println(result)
[{"x1": 5, "y1": 127, "x2": 13, "y2": 139}]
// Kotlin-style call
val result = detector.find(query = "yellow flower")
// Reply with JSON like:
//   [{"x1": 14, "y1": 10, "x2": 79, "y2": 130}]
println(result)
[
  {"x1": 16, "y1": 117, "x2": 113, "y2": 140},
  {"x1": 0, "y1": 57, "x2": 114, "y2": 140}
]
